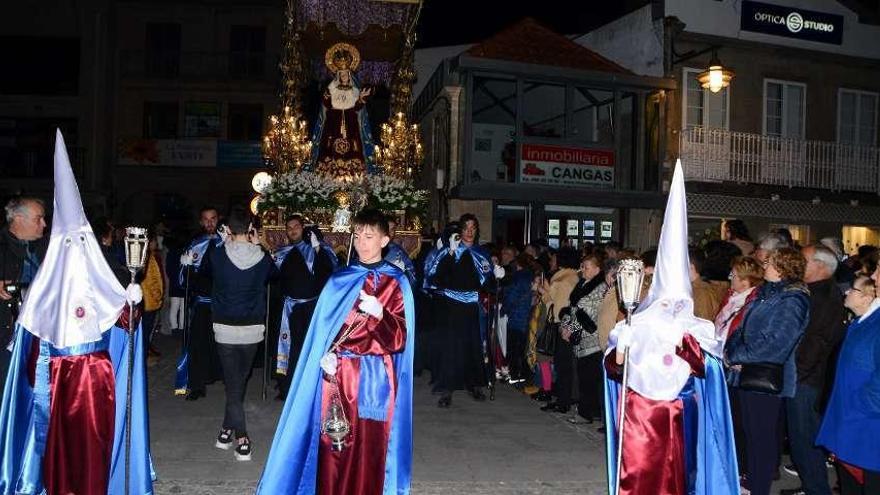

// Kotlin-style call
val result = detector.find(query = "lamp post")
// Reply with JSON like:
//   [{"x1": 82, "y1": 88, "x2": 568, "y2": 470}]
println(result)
[{"x1": 123, "y1": 226, "x2": 149, "y2": 495}]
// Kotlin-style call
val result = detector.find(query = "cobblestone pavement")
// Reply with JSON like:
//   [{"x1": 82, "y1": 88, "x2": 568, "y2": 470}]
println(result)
[{"x1": 146, "y1": 332, "x2": 807, "y2": 494}]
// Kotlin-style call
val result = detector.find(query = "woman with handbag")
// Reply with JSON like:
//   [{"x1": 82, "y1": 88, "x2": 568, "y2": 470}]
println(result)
[
  {"x1": 561, "y1": 253, "x2": 608, "y2": 424},
  {"x1": 537, "y1": 247, "x2": 580, "y2": 413},
  {"x1": 725, "y1": 247, "x2": 810, "y2": 495}
]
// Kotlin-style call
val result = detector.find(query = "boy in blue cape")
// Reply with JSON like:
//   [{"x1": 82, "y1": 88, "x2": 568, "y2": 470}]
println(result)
[{"x1": 257, "y1": 209, "x2": 415, "y2": 495}]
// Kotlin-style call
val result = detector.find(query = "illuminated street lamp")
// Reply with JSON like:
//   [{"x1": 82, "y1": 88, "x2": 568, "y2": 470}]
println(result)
[{"x1": 697, "y1": 54, "x2": 734, "y2": 93}]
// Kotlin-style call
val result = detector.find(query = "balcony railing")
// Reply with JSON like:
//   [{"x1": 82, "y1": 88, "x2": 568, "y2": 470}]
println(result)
[
  {"x1": 120, "y1": 50, "x2": 277, "y2": 81},
  {"x1": 681, "y1": 126, "x2": 880, "y2": 194}
]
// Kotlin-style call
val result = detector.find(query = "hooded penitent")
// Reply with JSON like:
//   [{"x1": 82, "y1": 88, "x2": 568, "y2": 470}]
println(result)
[
  {"x1": 603, "y1": 160, "x2": 738, "y2": 495},
  {"x1": 0, "y1": 130, "x2": 154, "y2": 495}
]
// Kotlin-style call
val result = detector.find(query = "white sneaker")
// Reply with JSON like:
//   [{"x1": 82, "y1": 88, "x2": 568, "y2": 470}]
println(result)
[
  {"x1": 234, "y1": 436, "x2": 252, "y2": 461},
  {"x1": 215, "y1": 428, "x2": 233, "y2": 450}
]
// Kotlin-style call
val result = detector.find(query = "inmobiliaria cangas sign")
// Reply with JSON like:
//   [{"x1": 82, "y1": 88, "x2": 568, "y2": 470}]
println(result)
[{"x1": 519, "y1": 143, "x2": 614, "y2": 188}]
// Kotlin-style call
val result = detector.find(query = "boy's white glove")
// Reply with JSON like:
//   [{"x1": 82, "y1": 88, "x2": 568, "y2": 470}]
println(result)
[
  {"x1": 358, "y1": 290, "x2": 384, "y2": 319},
  {"x1": 320, "y1": 353, "x2": 338, "y2": 376},
  {"x1": 125, "y1": 283, "x2": 143, "y2": 305}
]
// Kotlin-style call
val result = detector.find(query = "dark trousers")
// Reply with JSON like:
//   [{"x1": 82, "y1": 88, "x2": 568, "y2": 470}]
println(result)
[
  {"x1": 507, "y1": 329, "x2": 527, "y2": 380},
  {"x1": 217, "y1": 342, "x2": 259, "y2": 436},
  {"x1": 739, "y1": 389, "x2": 783, "y2": 495},
  {"x1": 188, "y1": 302, "x2": 220, "y2": 393},
  {"x1": 838, "y1": 465, "x2": 880, "y2": 495},
  {"x1": 0, "y1": 348, "x2": 9, "y2": 406},
  {"x1": 576, "y1": 352, "x2": 603, "y2": 420},
  {"x1": 141, "y1": 310, "x2": 157, "y2": 351},
  {"x1": 787, "y1": 383, "x2": 832, "y2": 495},
  {"x1": 553, "y1": 338, "x2": 575, "y2": 408}
]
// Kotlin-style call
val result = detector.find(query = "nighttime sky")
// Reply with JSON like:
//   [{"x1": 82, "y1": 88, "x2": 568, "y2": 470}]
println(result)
[{"x1": 416, "y1": 0, "x2": 647, "y2": 47}]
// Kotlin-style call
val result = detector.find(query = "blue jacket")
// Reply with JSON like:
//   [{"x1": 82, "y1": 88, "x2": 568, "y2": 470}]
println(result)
[
  {"x1": 726, "y1": 280, "x2": 810, "y2": 398},
  {"x1": 817, "y1": 305, "x2": 880, "y2": 471},
  {"x1": 501, "y1": 269, "x2": 534, "y2": 333}
]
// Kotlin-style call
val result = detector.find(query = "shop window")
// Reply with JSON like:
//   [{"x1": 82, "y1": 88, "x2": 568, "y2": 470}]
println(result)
[
  {"x1": 572, "y1": 87, "x2": 613, "y2": 145},
  {"x1": 228, "y1": 103, "x2": 263, "y2": 141},
  {"x1": 523, "y1": 82, "x2": 565, "y2": 138},
  {"x1": 184, "y1": 102, "x2": 221, "y2": 138},
  {"x1": 471, "y1": 77, "x2": 516, "y2": 182},
  {"x1": 842, "y1": 225, "x2": 880, "y2": 255},
  {"x1": 769, "y1": 223, "x2": 810, "y2": 245},
  {"x1": 143, "y1": 101, "x2": 179, "y2": 138}
]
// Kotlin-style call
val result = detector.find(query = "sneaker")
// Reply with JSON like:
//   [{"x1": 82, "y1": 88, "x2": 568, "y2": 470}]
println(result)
[
  {"x1": 215, "y1": 428, "x2": 233, "y2": 450},
  {"x1": 782, "y1": 463, "x2": 799, "y2": 476},
  {"x1": 234, "y1": 436, "x2": 252, "y2": 461}
]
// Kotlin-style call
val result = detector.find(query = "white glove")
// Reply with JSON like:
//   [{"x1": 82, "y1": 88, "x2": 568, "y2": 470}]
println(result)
[
  {"x1": 448, "y1": 234, "x2": 461, "y2": 254},
  {"x1": 436, "y1": 238, "x2": 443, "y2": 251},
  {"x1": 493, "y1": 264, "x2": 506, "y2": 279},
  {"x1": 615, "y1": 322, "x2": 636, "y2": 351},
  {"x1": 125, "y1": 283, "x2": 143, "y2": 305},
  {"x1": 310, "y1": 231, "x2": 320, "y2": 250},
  {"x1": 320, "y1": 352, "x2": 338, "y2": 376},
  {"x1": 358, "y1": 290, "x2": 384, "y2": 319},
  {"x1": 180, "y1": 251, "x2": 194, "y2": 266}
]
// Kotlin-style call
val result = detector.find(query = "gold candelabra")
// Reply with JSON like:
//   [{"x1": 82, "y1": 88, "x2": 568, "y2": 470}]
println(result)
[
  {"x1": 376, "y1": 112, "x2": 423, "y2": 181},
  {"x1": 263, "y1": 106, "x2": 312, "y2": 173},
  {"x1": 262, "y1": 0, "x2": 311, "y2": 173}
]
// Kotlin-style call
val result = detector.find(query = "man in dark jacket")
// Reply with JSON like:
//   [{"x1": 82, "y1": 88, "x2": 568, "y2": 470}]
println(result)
[
  {"x1": 0, "y1": 197, "x2": 47, "y2": 404},
  {"x1": 782, "y1": 245, "x2": 847, "y2": 495}
]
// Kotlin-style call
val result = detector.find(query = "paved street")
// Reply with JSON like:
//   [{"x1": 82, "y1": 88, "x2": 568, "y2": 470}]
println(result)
[{"x1": 145, "y1": 333, "x2": 807, "y2": 494}]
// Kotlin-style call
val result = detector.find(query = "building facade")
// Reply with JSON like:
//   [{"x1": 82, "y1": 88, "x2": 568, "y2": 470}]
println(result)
[
  {"x1": 580, "y1": 0, "x2": 880, "y2": 252},
  {"x1": 414, "y1": 18, "x2": 674, "y2": 250}
]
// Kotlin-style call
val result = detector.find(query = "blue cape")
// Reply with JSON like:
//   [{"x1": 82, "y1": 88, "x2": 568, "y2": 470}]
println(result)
[
  {"x1": 0, "y1": 323, "x2": 154, "y2": 495},
  {"x1": 256, "y1": 261, "x2": 415, "y2": 494},
  {"x1": 603, "y1": 354, "x2": 738, "y2": 495}
]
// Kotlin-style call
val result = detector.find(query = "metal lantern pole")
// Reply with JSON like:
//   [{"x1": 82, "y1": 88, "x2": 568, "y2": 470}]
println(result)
[
  {"x1": 123, "y1": 227, "x2": 149, "y2": 495},
  {"x1": 613, "y1": 259, "x2": 645, "y2": 495}
]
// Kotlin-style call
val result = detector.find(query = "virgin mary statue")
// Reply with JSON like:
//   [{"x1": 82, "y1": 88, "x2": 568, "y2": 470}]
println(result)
[{"x1": 310, "y1": 42, "x2": 377, "y2": 179}]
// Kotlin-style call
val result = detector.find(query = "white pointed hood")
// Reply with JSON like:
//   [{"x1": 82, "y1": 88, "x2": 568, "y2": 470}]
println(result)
[
  {"x1": 17, "y1": 129, "x2": 127, "y2": 348},
  {"x1": 607, "y1": 159, "x2": 722, "y2": 401}
]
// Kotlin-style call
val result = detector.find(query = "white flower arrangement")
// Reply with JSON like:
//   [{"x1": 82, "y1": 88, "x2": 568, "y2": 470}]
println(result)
[
  {"x1": 366, "y1": 175, "x2": 428, "y2": 212},
  {"x1": 256, "y1": 170, "x2": 342, "y2": 213}
]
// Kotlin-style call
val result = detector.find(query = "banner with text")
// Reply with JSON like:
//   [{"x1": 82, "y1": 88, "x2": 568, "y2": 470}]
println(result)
[
  {"x1": 118, "y1": 139, "x2": 217, "y2": 167},
  {"x1": 519, "y1": 143, "x2": 614, "y2": 188}
]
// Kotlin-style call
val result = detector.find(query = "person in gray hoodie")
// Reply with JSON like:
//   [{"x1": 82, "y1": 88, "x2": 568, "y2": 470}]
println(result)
[{"x1": 202, "y1": 206, "x2": 273, "y2": 461}]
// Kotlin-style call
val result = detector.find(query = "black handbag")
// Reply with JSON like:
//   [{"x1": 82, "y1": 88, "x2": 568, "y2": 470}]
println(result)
[
  {"x1": 738, "y1": 362, "x2": 784, "y2": 394},
  {"x1": 536, "y1": 305, "x2": 558, "y2": 356}
]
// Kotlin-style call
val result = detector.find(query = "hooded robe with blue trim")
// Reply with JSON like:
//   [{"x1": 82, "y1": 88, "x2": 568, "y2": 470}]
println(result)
[{"x1": 256, "y1": 261, "x2": 414, "y2": 494}]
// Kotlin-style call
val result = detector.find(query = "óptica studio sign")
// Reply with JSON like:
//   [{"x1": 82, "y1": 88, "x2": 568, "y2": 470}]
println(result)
[{"x1": 741, "y1": 1, "x2": 843, "y2": 45}]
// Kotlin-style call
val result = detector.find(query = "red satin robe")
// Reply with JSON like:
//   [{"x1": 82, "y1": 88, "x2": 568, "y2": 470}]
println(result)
[
  {"x1": 27, "y1": 337, "x2": 116, "y2": 495},
  {"x1": 317, "y1": 272, "x2": 407, "y2": 495},
  {"x1": 606, "y1": 334, "x2": 705, "y2": 495}
]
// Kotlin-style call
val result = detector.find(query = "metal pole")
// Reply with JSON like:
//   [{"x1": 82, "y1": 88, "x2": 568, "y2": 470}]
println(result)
[
  {"x1": 124, "y1": 270, "x2": 136, "y2": 495},
  {"x1": 614, "y1": 309, "x2": 633, "y2": 495},
  {"x1": 262, "y1": 284, "x2": 270, "y2": 401}
]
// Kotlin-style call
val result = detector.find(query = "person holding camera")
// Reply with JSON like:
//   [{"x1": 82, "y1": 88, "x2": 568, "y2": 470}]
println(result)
[
  {"x1": 0, "y1": 197, "x2": 47, "y2": 404},
  {"x1": 200, "y1": 206, "x2": 273, "y2": 461}
]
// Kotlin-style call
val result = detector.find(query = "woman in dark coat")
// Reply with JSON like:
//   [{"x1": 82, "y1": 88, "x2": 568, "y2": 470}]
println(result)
[{"x1": 725, "y1": 247, "x2": 810, "y2": 495}]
